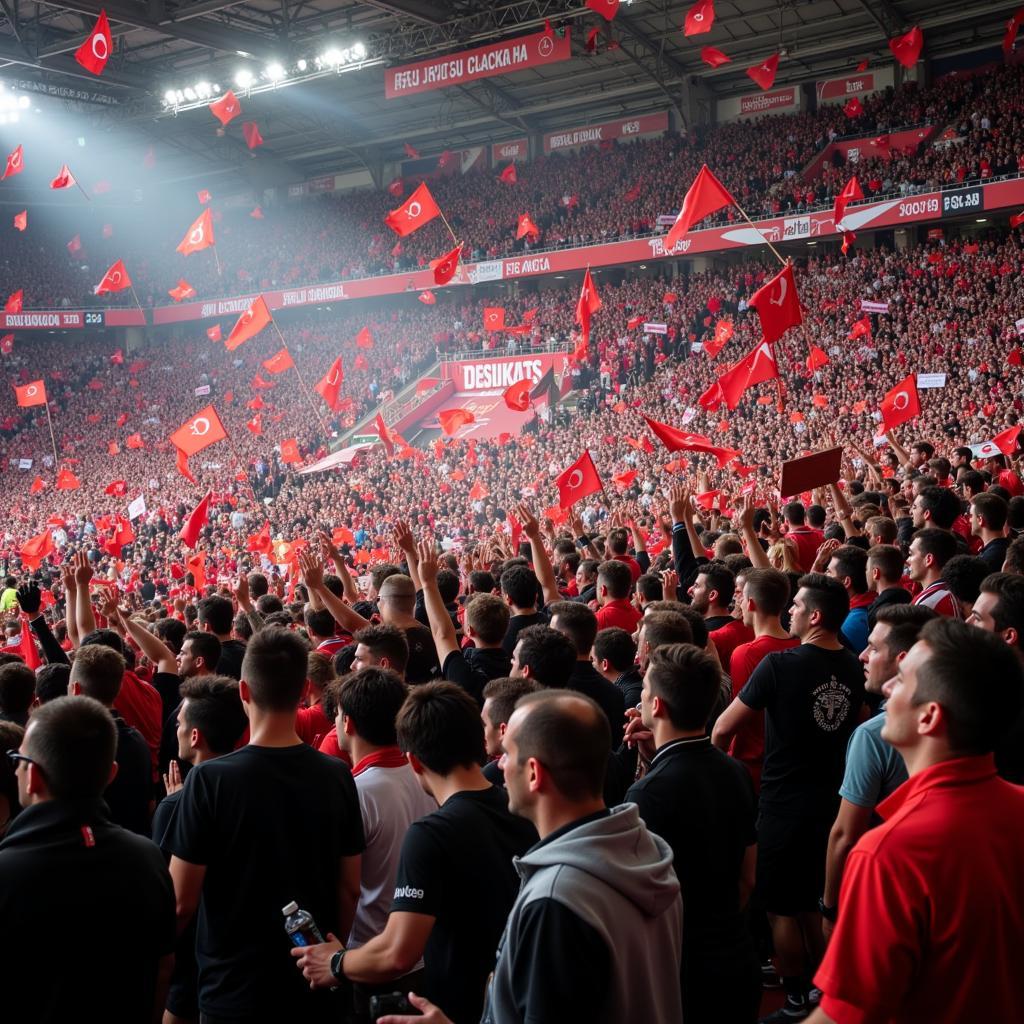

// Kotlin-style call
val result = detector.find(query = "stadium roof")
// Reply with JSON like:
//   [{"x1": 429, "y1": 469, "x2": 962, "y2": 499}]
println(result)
[{"x1": 1, "y1": 0, "x2": 1019, "y2": 189}]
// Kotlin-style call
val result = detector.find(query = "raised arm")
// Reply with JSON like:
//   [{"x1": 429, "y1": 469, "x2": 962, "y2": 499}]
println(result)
[
  {"x1": 319, "y1": 531, "x2": 359, "y2": 605},
  {"x1": 517, "y1": 503, "x2": 561, "y2": 607},
  {"x1": 568, "y1": 507, "x2": 600, "y2": 562},
  {"x1": 17, "y1": 583, "x2": 69, "y2": 666},
  {"x1": 60, "y1": 565, "x2": 80, "y2": 650},
  {"x1": 300, "y1": 549, "x2": 370, "y2": 634},
  {"x1": 884, "y1": 429, "x2": 912, "y2": 470},
  {"x1": 414, "y1": 540, "x2": 460, "y2": 666},
  {"x1": 232, "y1": 574, "x2": 265, "y2": 634},
  {"x1": 117, "y1": 606, "x2": 179, "y2": 675},
  {"x1": 393, "y1": 521, "x2": 422, "y2": 592},
  {"x1": 73, "y1": 551, "x2": 96, "y2": 642},
  {"x1": 738, "y1": 495, "x2": 770, "y2": 569},
  {"x1": 828, "y1": 482, "x2": 862, "y2": 539}
]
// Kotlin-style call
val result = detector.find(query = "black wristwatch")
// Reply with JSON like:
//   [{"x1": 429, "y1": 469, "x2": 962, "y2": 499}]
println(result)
[
  {"x1": 817, "y1": 897, "x2": 838, "y2": 923},
  {"x1": 330, "y1": 948, "x2": 348, "y2": 981}
]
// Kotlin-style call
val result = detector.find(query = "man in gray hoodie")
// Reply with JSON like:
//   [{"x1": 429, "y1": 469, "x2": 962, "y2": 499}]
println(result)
[{"x1": 378, "y1": 690, "x2": 684, "y2": 1024}]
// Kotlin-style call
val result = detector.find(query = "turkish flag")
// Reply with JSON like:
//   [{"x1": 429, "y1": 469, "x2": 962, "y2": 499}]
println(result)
[
  {"x1": 1012, "y1": 211, "x2": 1024, "y2": 229},
  {"x1": 684, "y1": 0, "x2": 715, "y2": 35},
  {"x1": 74, "y1": 9, "x2": 112, "y2": 75},
  {"x1": 0, "y1": 334, "x2": 13, "y2": 355},
  {"x1": 50, "y1": 164, "x2": 76, "y2": 189},
  {"x1": 180, "y1": 492, "x2": 212, "y2": 548},
  {"x1": 503, "y1": 378, "x2": 533, "y2": 412},
  {"x1": 889, "y1": 26, "x2": 922, "y2": 68},
  {"x1": 176, "y1": 448, "x2": 197, "y2": 485},
  {"x1": 108, "y1": 441, "x2": 120, "y2": 456},
  {"x1": 403, "y1": 142, "x2": 420, "y2": 158},
  {"x1": 242, "y1": 122, "x2": 263, "y2": 149},
  {"x1": 56, "y1": 469, "x2": 81, "y2": 490},
  {"x1": 225, "y1": 295, "x2": 272, "y2": 351},
  {"x1": 315, "y1": 357, "x2": 344, "y2": 411},
  {"x1": 585, "y1": 0, "x2": 619, "y2": 19},
  {"x1": 484, "y1": 307, "x2": 506, "y2": 331},
  {"x1": 717, "y1": 341, "x2": 780, "y2": 409},
  {"x1": 432, "y1": 242, "x2": 463, "y2": 285},
  {"x1": 125, "y1": 433, "x2": 145, "y2": 449},
  {"x1": 841, "y1": 230, "x2": 857, "y2": 255},
  {"x1": 206, "y1": 324, "x2": 222, "y2": 342},
  {"x1": 30, "y1": 477, "x2": 45, "y2": 494},
  {"x1": 749, "y1": 264, "x2": 802, "y2": 343},
  {"x1": 844, "y1": 97, "x2": 863, "y2": 118},
  {"x1": 67, "y1": 234, "x2": 82, "y2": 254},
  {"x1": 387, "y1": 177, "x2": 404, "y2": 197},
  {"x1": 13, "y1": 210, "x2": 26, "y2": 232},
  {"x1": 105, "y1": 479, "x2": 127, "y2": 496},
  {"x1": 848, "y1": 315, "x2": 872, "y2": 341},
  {"x1": 991, "y1": 425, "x2": 1022, "y2": 456},
  {"x1": 168, "y1": 280, "x2": 196, "y2": 302},
  {"x1": 701, "y1": 46, "x2": 731, "y2": 68},
  {"x1": 20, "y1": 529, "x2": 54, "y2": 570},
  {"x1": 246, "y1": 413, "x2": 263, "y2": 435},
  {"x1": 177, "y1": 208, "x2": 215, "y2": 255},
  {"x1": 880, "y1": 374, "x2": 920, "y2": 431},
  {"x1": 499, "y1": 164, "x2": 517, "y2": 184},
  {"x1": 665, "y1": 165, "x2": 736, "y2": 249},
  {"x1": 170, "y1": 404, "x2": 227, "y2": 456},
  {"x1": 248, "y1": 522, "x2": 273, "y2": 555},
  {"x1": 807, "y1": 345, "x2": 830, "y2": 371},
  {"x1": 262, "y1": 348, "x2": 295, "y2": 374},
  {"x1": 418, "y1": 291, "x2": 436, "y2": 305},
  {"x1": 556, "y1": 451, "x2": 603, "y2": 507},
  {"x1": 627, "y1": 316, "x2": 643, "y2": 330},
  {"x1": 354, "y1": 326, "x2": 374, "y2": 350},
  {"x1": 704, "y1": 319, "x2": 734, "y2": 358},
  {"x1": 15, "y1": 380, "x2": 46, "y2": 407},
  {"x1": 94, "y1": 259, "x2": 131, "y2": 295},
  {"x1": 209, "y1": 90, "x2": 241, "y2": 127},
  {"x1": 2, "y1": 145, "x2": 23, "y2": 181},
  {"x1": 385, "y1": 182, "x2": 441, "y2": 237},
  {"x1": 746, "y1": 53, "x2": 779, "y2": 90},
  {"x1": 438, "y1": 407, "x2": 475, "y2": 436},
  {"x1": 576, "y1": 268, "x2": 601, "y2": 343},
  {"x1": 1005, "y1": 10, "x2": 1024, "y2": 55},
  {"x1": 280, "y1": 438, "x2": 301, "y2": 465},
  {"x1": 833, "y1": 176, "x2": 864, "y2": 229},
  {"x1": 110, "y1": 349, "x2": 124, "y2": 365},
  {"x1": 516, "y1": 213, "x2": 540, "y2": 240},
  {"x1": 375, "y1": 413, "x2": 398, "y2": 456}
]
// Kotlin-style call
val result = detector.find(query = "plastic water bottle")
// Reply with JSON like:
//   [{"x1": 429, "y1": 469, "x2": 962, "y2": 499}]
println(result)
[{"x1": 282, "y1": 901, "x2": 325, "y2": 947}]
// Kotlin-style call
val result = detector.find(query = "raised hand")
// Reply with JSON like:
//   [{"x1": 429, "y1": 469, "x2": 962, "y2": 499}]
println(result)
[
  {"x1": 515, "y1": 502, "x2": 541, "y2": 540},
  {"x1": 73, "y1": 550, "x2": 93, "y2": 587},
  {"x1": 392, "y1": 520, "x2": 415, "y2": 553},
  {"x1": 298, "y1": 548, "x2": 324, "y2": 591},
  {"x1": 416, "y1": 539, "x2": 440, "y2": 585}
]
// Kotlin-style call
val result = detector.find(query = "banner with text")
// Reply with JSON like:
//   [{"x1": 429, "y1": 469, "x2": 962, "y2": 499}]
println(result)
[
  {"x1": 816, "y1": 73, "x2": 875, "y2": 101},
  {"x1": 492, "y1": 138, "x2": 529, "y2": 163},
  {"x1": 543, "y1": 111, "x2": 669, "y2": 154},
  {"x1": 441, "y1": 352, "x2": 570, "y2": 393}
]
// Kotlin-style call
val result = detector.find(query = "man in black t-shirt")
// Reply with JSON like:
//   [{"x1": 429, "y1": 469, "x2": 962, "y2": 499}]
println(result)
[
  {"x1": 166, "y1": 627, "x2": 365, "y2": 1024},
  {"x1": 481, "y1": 676, "x2": 542, "y2": 785},
  {"x1": 713, "y1": 573, "x2": 864, "y2": 1023},
  {"x1": 197, "y1": 595, "x2": 247, "y2": 680},
  {"x1": 292, "y1": 681, "x2": 537, "y2": 1024}
]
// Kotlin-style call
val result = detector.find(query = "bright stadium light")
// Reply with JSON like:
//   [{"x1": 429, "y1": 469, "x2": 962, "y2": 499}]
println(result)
[
  {"x1": 235, "y1": 68, "x2": 254, "y2": 89},
  {"x1": 265, "y1": 62, "x2": 286, "y2": 82}
]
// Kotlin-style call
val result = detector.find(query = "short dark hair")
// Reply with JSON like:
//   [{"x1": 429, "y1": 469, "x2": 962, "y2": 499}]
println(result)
[
  {"x1": 197, "y1": 595, "x2": 234, "y2": 635},
  {"x1": 741, "y1": 567, "x2": 790, "y2": 617},
  {"x1": 501, "y1": 564, "x2": 540, "y2": 608},
  {"x1": 874, "y1": 604, "x2": 936, "y2": 656},
  {"x1": 183, "y1": 630, "x2": 222, "y2": 672},
  {"x1": 241, "y1": 627, "x2": 309, "y2": 712},
  {"x1": 593, "y1": 627, "x2": 637, "y2": 673},
  {"x1": 233, "y1": 611, "x2": 253, "y2": 641},
  {"x1": 70, "y1": 645, "x2": 125, "y2": 706},
  {"x1": 24, "y1": 696, "x2": 117, "y2": 801},
  {"x1": 515, "y1": 625, "x2": 576, "y2": 688},
  {"x1": 468, "y1": 570, "x2": 496, "y2": 594},
  {"x1": 35, "y1": 663, "x2": 70, "y2": 704},
  {"x1": 335, "y1": 668, "x2": 408, "y2": 747},
  {"x1": 865, "y1": 517, "x2": 898, "y2": 544},
  {"x1": 153, "y1": 617, "x2": 186, "y2": 655},
  {"x1": 512, "y1": 690, "x2": 609, "y2": 800},
  {"x1": 482, "y1": 676, "x2": 542, "y2": 727},
  {"x1": 912, "y1": 441, "x2": 935, "y2": 459},
  {"x1": 917, "y1": 486, "x2": 961, "y2": 530},
  {"x1": 396, "y1": 681, "x2": 486, "y2": 773},
  {"x1": 597, "y1": 560, "x2": 632, "y2": 600},
  {"x1": 913, "y1": 618, "x2": 1024, "y2": 753},
  {"x1": 1004, "y1": 535, "x2": 1024, "y2": 575},
  {"x1": 913, "y1": 527, "x2": 958, "y2": 570},
  {"x1": 307, "y1": 651, "x2": 336, "y2": 691},
  {"x1": 642, "y1": 610, "x2": 695, "y2": 651},
  {"x1": 941, "y1": 555, "x2": 991, "y2": 607},
  {"x1": 979, "y1": 572, "x2": 1024, "y2": 640},
  {"x1": 646, "y1": 643, "x2": 722, "y2": 730},
  {"x1": 0, "y1": 662, "x2": 36, "y2": 716},
  {"x1": 783, "y1": 501, "x2": 806, "y2": 525},
  {"x1": 179, "y1": 675, "x2": 247, "y2": 754},
  {"x1": 959, "y1": 470, "x2": 986, "y2": 496},
  {"x1": 79, "y1": 628, "x2": 124, "y2": 656},
  {"x1": 464, "y1": 593, "x2": 510, "y2": 645},
  {"x1": 607, "y1": 528, "x2": 629, "y2": 556},
  {"x1": 354, "y1": 624, "x2": 409, "y2": 675},
  {"x1": 549, "y1": 601, "x2": 598, "y2": 656},
  {"x1": 436, "y1": 569, "x2": 460, "y2": 606},
  {"x1": 807, "y1": 504, "x2": 827, "y2": 528},
  {"x1": 636, "y1": 574, "x2": 663, "y2": 603},
  {"x1": 867, "y1": 544, "x2": 905, "y2": 584},
  {"x1": 698, "y1": 563, "x2": 735, "y2": 606},
  {"x1": 830, "y1": 545, "x2": 868, "y2": 595},
  {"x1": 796, "y1": 573, "x2": 850, "y2": 634},
  {"x1": 972, "y1": 492, "x2": 1009, "y2": 532},
  {"x1": 304, "y1": 606, "x2": 336, "y2": 640},
  {"x1": 578, "y1": 559, "x2": 599, "y2": 581},
  {"x1": 670, "y1": 605, "x2": 708, "y2": 648},
  {"x1": 247, "y1": 572, "x2": 269, "y2": 598},
  {"x1": 256, "y1": 593, "x2": 284, "y2": 615},
  {"x1": 370, "y1": 564, "x2": 402, "y2": 592}
]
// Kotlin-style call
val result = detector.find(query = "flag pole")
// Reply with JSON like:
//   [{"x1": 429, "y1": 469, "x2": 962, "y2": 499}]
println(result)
[
  {"x1": 212, "y1": 244, "x2": 222, "y2": 277},
  {"x1": 731, "y1": 201, "x2": 786, "y2": 266},
  {"x1": 269, "y1": 320, "x2": 332, "y2": 439},
  {"x1": 73, "y1": 175, "x2": 92, "y2": 203},
  {"x1": 437, "y1": 209, "x2": 459, "y2": 247},
  {"x1": 129, "y1": 284, "x2": 147, "y2": 324},
  {"x1": 43, "y1": 401, "x2": 59, "y2": 468},
  {"x1": 223, "y1": 428, "x2": 263, "y2": 508}
]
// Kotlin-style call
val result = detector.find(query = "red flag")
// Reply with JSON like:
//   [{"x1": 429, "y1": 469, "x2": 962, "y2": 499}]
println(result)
[
  {"x1": 262, "y1": 348, "x2": 294, "y2": 374},
  {"x1": 250, "y1": 206, "x2": 264, "y2": 220},
  {"x1": 115, "y1": 412, "x2": 129, "y2": 427},
  {"x1": 613, "y1": 470, "x2": 638, "y2": 490},
  {"x1": 0, "y1": 334, "x2": 13, "y2": 355},
  {"x1": 13, "y1": 210, "x2": 26, "y2": 232},
  {"x1": 206, "y1": 324, "x2": 222, "y2": 342},
  {"x1": 67, "y1": 234, "x2": 81, "y2": 254},
  {"x1": 889, "y1": 26, "x2": 922, "y2": 68},
  {"x1": 110, "y1": 349, "x2": 124, "y2": 366},
  {"x1": 438, "y1": 408, "x2": 476, "y2": 436},
  {"x1": 186, "y1": 552, "x2": 206, "y2": 589},
  {"x1": 807, "y1": 345, "x2": 830, "y2": 371},
  {"x1": 717, "y1": 341, "x2": 780, "y2": 409},
  {"x1": 12, "y1": 616, "x2": 41, "y2": 670},
  {"x1": 857, "y1": 57, "x2": 869, "y2": 71},
  {"x1": 242, "y1": 122, "x2": 263, "y2": 149},
  {"x1": 168, "y1": 280, "x2": 196, "y2": 302},
  {"x1": 432, "y1": 242, "x2": 463, "y2": 285},
  {"x1": 105, "y1": 479, "x2": 127, "y2": 496},
  {"x1": 354, "y1": 354, "x2": 368, "y2": 372},
  {"x1": 125, "y1": 433, "x2": 145, "y2": 449},
  {"x1": 992, "y1": 425, "x2": 1023, "y2": 456},
  {"x1": 50, "y1": 164, "x2": 76, "y2": 190},
  {"x1": 94, "y1": 260, "x2": 131, "y2": 295},
  {"x1": 880, "y1": 374, "x2": 920, "y2": 431},
  {"x1": 30, "y1": 477, "x2": 45, "y2": 494},
  {"x1": 749, "y1": 264, "x2": 802, "y2": 343},
  {"x1": 555, "y1": 451, "x2": 603, "y2": 507},
  {"x1": 701, "y1": 46, "x2": 731, "y2": 67},
  {"x1": 180, "y1": 492, "x2": 212, "y2": 548},
  {"x1": 4, "y1": 290, "x2": 22, "y2": 313},
  {"x1": 387, "y1": 177, "x2": 404, "y2": 197},
  {"x1": 832, "y1": 176, "x2": 864, "y2": 228},
  {"x1": 482, "y1": 307, "x2": 505, "y2": 332},
  {"x1": 176, "y1": 448, "x2": 196, "y2": 485},
  {"x1": 384, "y1": 182, "x2": 441, "y2": 237},
  {"x1": 170, "y1": 405, "x2": 227, "y2": 456},
  {"x1": 418, "y1": 291, "x2": 436, "y2": 305},
  {"x1": 177, "y1": 208, "x2": 215, "y2": 255},
  {"x1": 704, "y1": 320, "x2": 733, "y2": 358},
  {"x1": 516, "y1": 213, "x2": 540, "y2": 240},
  {"x1": 403, "y1": 142, "x2": 420, "y2": 158},
  {"x1": 746, "y1": 53, "x2": 779, "y2": 90},
  {"x1": 74, "y1": 9, "x2": 112, "y2": 75},
  {"x1": 2, "y1": 145, "x2": 23, "y2": 181},
  {"x1": 665, "y1": 165, "x2": 736, "y2": 249},
  {"x1": 209, "y1": 90, "x2": 241, "y2": 127},
  {"x1": 375, "y1": 413, "x2": 397, "y2": 457},
  {"x1": 627, "y1": 316, "x2": 643, "y2": 330},
  {"x1": 1009, "y1": 347, "x2": 1023, "y2": 367},
  {"x1": 280, "y1": 438, "x2": 301, "y2": 465},
  {"x1": 315, "y1": 357, "x2": 344, "y2": 411},
  {"x1": 20, "y1": 529, "x2": 54, "y2": 570},
  {"x1": 503, "y1": 378, "x2": 533, "y2": 412},
  {"x1": 585, "y1": 0, "x2": 619, "y2": 19},
  {"x1": 848, "y1": 315, "x2": 872, "y2": 341},
  {"x1": 246, "y1": 413, "x2": 263, "y2": 435},
  {"x1": 684, "y1": 0, "x2": 715, "y2": 35},
  {"x1": 225, "y1": 295, "x2": 272, "y2": 351},
  {"x1": 355, "y1": 326, "x2": 374, "y2": 349},
  {"x1": 1011, "y1": 211, "x2": 1024, "y2": 229},
  {"x1": 499, "y1": 164, "x2": 517, "y2": 185},
  {"x1": 843, "y1": 97, "x2": 863, "y2": 118},
  {"x1": 15, "y1": 380, "x2": 46, "y2": 407},
  {"x1": 841, "y1": 230, "x2": 857, "y2": 255},
  {"x1": 56, "y1": 469, "x2": 81, "y2": 490},
  {"x1": 1004, "y1": 9, "x2": 1024, "y2": 55},
  {"x1": 248, "y1": 523, "x2": 273, "y2": 555},
  {"x1": 576, "y1": 268, "x2": 601, "y2": 344}
]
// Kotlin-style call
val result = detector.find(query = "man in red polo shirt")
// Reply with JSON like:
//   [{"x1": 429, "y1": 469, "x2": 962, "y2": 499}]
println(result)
[
  {"x1": 594, "y1": 560, "x2": 642, "y2": 633},
  {"x1": 783, "y1": 502, "x2": 824, "y2": 573},
  {"x1": 809, "y1": 618, "x2": 1024, "y2": 1024}
]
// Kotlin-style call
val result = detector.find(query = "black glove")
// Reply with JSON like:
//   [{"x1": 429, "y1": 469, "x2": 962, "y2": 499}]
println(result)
[{"x1": 16, "y1": 582, "x2": 41, "y2": 616}]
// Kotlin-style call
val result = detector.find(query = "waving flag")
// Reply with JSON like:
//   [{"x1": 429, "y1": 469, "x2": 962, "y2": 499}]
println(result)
[
  {"x1": 180, "y1": 492, "x2": 212, "y2": 548},
  {"x1": 50, "y1": 164, "x2": 76, "y2": 190},
  {"x1": 74, "y1": 10, "x2": 112, "y2": 75},
  {"x1": 177, "y1": 209, "x2": 215, "y2": 255},
  {"x1": 170, "y1": 405, "x2": 227, "y2": 456},
  {"x1": 242, "y1": 122, "x2": 264, "y2": 149},
  {"x1": 701, "y1": 47, "x2": 731, "y2": 68},
  {"x1": 665, "y1": 165, "x2": 736, "y2": 250},
  {"x1": 15, "y1": 380, "x2": 46, "y2": 407},
  {"x1": 2, "y1": 145, "x2": 23, "y2": 181},
  {"x1": 749, "y1": 264, "x2": 802, "y2": 343},
  {"x1": 889, "y1": 26, "x2": 923, "y2": 68},
  {"x1": 832, "y1": 176, "x2": 864, "y2": 229},
  {"x1": 432, "y1": 243, "x2": 463, "y2": 285},
  {"x1": 556, "y1": 451, "x2": 603, "y2": 507},
  {"x1": 225, "y1": 296, "x2": 272, "y2": 351},
  {"x1": 746, "y1": 53, "x2": 779, "y2": 90},
  {"x1": 684, "y1": 0, "x2": 715, "y2": 35},
  {"x1": 717, "y1": 342, "x2": 780, "y2": 409},
  {"x1": 576, "y1": 269, "x2": 601, "y2": 345},
  {"x1": 880, "y1": 374, "x2": 920, "y2": 431},
  {"x1": 209, "y1": 90, "x2": 241, "y2": 127},
  {"x1": 438, "y1": 408, "x2": 476, "y2": 436},
  {"x1": 94, "y1": 260, "x2": 131, "y2": 295},
  {"x1": 315, "y1": 357, "x2": 344, "y2": 412},
  {"x1": 516, "y1": 213, "x2": 540, "y2": 240},
  {"x1": 384, "y1": 182, "x2": 441, "y2": 237},
  {"x1": 262, "y1": 348, "x2": 294, "y2": 375}
]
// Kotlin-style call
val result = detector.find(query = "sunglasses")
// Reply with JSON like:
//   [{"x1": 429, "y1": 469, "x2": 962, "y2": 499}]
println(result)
[{"x1": 6, "y1": 750, "x2": 37, "y2": 771}]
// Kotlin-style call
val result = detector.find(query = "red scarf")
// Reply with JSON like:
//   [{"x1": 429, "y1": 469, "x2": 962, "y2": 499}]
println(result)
[{"x1": 351, "y1": 746, "x2": 407, "y2": 778}]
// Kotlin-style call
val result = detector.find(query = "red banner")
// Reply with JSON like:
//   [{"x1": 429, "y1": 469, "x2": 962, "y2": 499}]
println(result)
[
  {"x1": 739, "y1": 88, "x2": 797, "y2": 115},
  {"x1": 543, "y1": 111, "x2": 669, "y2": 154},
  {"x1": 817, "y1": 74, "x2": 875, "y2": 101},
  {"x1": 492, "y1": 138, "x2": 528, "y2": 163},
  {"x1": 0, "y1": 309, "x2": 143, "y2": 331},
  {"x1": 385, "y1": 28, "x2": 571, "y2": 99},
  {"x1": 441, "y1": 352, "x2": 570, "y2": 393},
  {"x1": 803, "y1": 125, "x2": 937, "y2": 180}
]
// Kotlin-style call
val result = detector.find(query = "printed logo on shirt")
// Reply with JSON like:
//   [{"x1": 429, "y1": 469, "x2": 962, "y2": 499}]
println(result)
[
  {"x1": 811, "y1": 676, "x2": 852, "y2": 732},
  {"x1": 394, "y1": 885, "x2": 425, "y2": 900}
]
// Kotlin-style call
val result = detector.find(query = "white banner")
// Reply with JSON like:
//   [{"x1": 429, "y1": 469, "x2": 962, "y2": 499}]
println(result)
[
  {"x1": 860, "y1": 300, "x2": 890, "y2": 313},
  {"x1": 17, "y1": 458, "x2": 32, "y2": 470},
  {"x1": 127, "y1": 495, "x2": 147, "y2": 520},
  {"x1": 916, "y1": 373, "x2": 947, "y2": 389},
  {"x1": 194, "y1": 384, "x2": 211, "y2": 396},
  {"x1": 643, "y1": 322, "x2": 668, "y2": 335}
]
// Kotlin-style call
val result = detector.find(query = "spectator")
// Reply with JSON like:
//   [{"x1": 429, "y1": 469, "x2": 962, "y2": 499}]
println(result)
[
  {"x1": 510, "y1": 624, "x2": 576, "y2": 689},
  {"x1": 591, "y1": 626, "x2": 643, "y2": 708},
  {"x1": 826, "y1": 545, "x2": 873, "y2": 653},
  {"x1": 594, "y1": 560, "x2": 642, "y2": 633},
  {"x1": 197, "y1": 595, "x2": 247, "y2": 680},
  {"x1": 0, "y1": 662, "x2": 35, "y2": 727},
  {"x1": 970, "y1": 491, "x2": 1010, "y2": 572},
  {"x1": 908, "y1": 528, "x2": 961, "y2": 617},
  {"x1": 480, "y1": 676, "x2": 541, "y2": 785},
  {"x1": 865, "y1": 544, "x2": 911, "y2": 626}
]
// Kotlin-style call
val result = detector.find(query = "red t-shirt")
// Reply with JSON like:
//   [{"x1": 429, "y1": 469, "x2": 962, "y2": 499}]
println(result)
[
  {"x1": 612, "y1": 554, "x2": 643, "y2": 584},
  {"x1": 595, "y1": 598, "x2": 642, "y2": 633},
  {"x1": 316, "y1": 726, "x2": 353, "y2": 765},
  {"x1": 710, "y1": 618, "x2": 754, "y2": 671},
  {"x1": 785, "y1": 526, "x2": 824, "y2": 573},
  {"x1": 296, "y1": 702, "x2": 333, "y2": 748},
  {"x1": 113, "y1": 670, "x2": 162, "y2": 774},
  {"x1": 816, "y1": 755, "x2": 1024, "y2": 1024}
]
